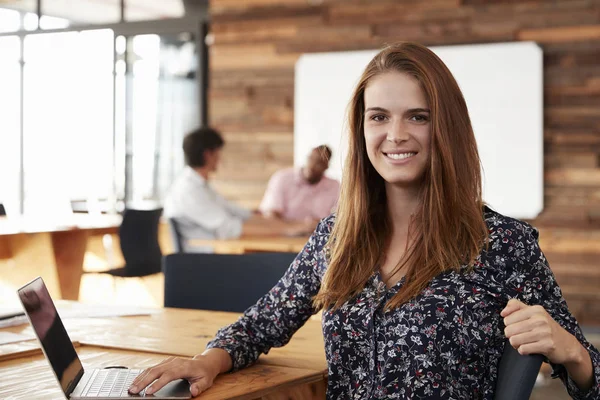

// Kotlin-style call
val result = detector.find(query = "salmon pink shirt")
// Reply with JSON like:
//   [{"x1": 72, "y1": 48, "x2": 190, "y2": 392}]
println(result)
[{"x1": 259, "y1": 168, "x2": 340, "y2": 221}]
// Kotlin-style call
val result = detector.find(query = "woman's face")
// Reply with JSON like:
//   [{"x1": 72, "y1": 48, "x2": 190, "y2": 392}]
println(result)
[{"x1": 363, "y1": 71, "x2": 431, "y2": 190}]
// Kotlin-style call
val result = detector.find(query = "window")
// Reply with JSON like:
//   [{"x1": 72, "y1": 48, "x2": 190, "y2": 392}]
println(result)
[
  {"x1": 0, "y1": 36, "x2": 21, "y2": 215},
  {"x1": 0, "y1": 8, "x2": 21, "y2": 33},
  {"x1": 125, "y1": 0, "x2": 184, "y2": 22},
  {"x1": 42, "y1": 0, "x2": 120, "y2": 25},
  {"x1": 124, "y1": 33, "x2": 198, "y2": 202},
  {"x1": 22, "y1": 30, "x2": 114, "y2": 216}
]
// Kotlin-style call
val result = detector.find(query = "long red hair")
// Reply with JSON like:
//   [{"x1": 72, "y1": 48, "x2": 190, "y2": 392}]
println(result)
[{"x1": 313, "y1": 42, "x2": 488, "y2": 310}]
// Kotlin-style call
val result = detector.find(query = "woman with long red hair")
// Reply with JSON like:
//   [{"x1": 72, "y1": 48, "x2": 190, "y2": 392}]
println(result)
[{"x1": 130, "y1": 42, "x2": 599, "y2": 399}]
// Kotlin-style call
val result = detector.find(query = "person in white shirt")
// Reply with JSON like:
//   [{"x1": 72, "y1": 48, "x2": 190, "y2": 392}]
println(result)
[{"x1": 164, "y1": 127, "x2": 314, "y2": 252}]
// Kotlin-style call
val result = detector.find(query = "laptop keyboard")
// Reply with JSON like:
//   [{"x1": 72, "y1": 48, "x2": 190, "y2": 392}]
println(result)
[{"x1": 81, "y1": 369, "x2": 141, "y2": 397}]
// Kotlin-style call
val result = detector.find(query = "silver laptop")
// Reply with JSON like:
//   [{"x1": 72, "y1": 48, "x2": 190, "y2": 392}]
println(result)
[{"x1": 18, "y1": 277, "x2": 191, "y2": 399}]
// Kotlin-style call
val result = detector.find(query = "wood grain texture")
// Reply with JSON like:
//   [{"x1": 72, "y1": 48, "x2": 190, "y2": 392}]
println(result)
[
  {"x1": 208, "y1": 0, "x2": 600, "y2": 324},
  {"x1": 0, "y1": 345, "x2": 326, "y2": 400},
  {"x1": 3, "y1": 307, "x2": 326, "y2": 372},
  {"x1": 188, "y1": 235, "x2": 309, "y2": 254}
]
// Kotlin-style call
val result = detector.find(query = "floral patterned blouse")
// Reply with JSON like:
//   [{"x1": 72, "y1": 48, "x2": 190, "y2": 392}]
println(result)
[{"x1": 206, "y1": 208, "x2": 600, "y2": 399}]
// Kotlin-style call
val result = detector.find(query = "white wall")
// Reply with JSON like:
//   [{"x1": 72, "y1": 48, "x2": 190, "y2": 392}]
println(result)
[{"x1": 294, "y1": 42, "x2": 543, "y2": 219}]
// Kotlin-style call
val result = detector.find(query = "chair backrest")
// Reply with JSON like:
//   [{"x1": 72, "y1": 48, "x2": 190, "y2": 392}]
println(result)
[
  {"x1": 168, "y1": 218, "x2": 185, "y2": 254},
  {"x1": 119, "y1": 208, "x2": 163, "y2": 277},
  {"x1": 0, "y1": 203, "x2": 6, "y2": 217},
  {"x1": 163, "y1": 252, "x2": 298, "y2": 312},
  {"x1": 494, "y1": 340, "x2": 544, "y2": 400}
]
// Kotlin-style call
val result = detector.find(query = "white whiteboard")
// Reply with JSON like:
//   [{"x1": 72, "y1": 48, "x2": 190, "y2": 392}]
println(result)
[{"x1": 294, "y1": 42, "x2": 543, "y2": 219}]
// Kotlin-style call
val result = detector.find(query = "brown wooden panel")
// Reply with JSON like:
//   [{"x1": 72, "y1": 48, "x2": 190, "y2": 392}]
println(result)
[
  {"x1": 546, "y1": 168, "x2": 600, "y2": 187},
  {"x1": 210, "y1": 44, "x2": 300, "y2": 70},
  {"x1": 222, "y1": 131, "x2": 293, "y2": 144},
  {"x1": 545, "y1": 66, "x2": 600, "y2": 89},
  {"x1": 211, "y1": 180, "x2": 270, "y2": 201},
  {"x1": 275, "y1": 39, "x2": 381, "y2": 55},
  {"x1": 546, "y1": 130, "x2": 600, "y2": 146},
  {"x1": 212, "y1": 4, "x2": 324, "y2": 23},
  {"x1": 211, "y1": 68, "x2": 294, "y2": 90},
  {"x1": 213, "y1": 0, "x2": 310, "y2": 7},
  {"x1": 213, "y1": 24, "x2": 299, "y2": 45},
  {"x1": 212, "y1": 15, "x2": 324, "y2": 45},
  {"x1": 327, "y1": 0, "x2": 463, "y2": 25},
  {"x1": 546, "y1": 93, "x2": 600, "y2": 107},
  {"x1": 545, "y1": 187, "x2": 600, "y2": 207},
  {"x1": 544, "y1": 153, "x2": 598, "y2": 169},
  {"x1": 518, "y1": 25, "x2": 600, "y2": 43},
  {"x1": 545, "y1": 49, "x2": 600, "y2": 69}
]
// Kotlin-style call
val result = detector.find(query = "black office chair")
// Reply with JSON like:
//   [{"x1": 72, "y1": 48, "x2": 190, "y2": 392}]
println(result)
[
  {"x1": 163, "y1": 252, "x2": 298, "y2": 312},
  {"x1": 0, "y1": 203, "x2": 6, "y2": 216},
  {"x1": 168, "y1": 218, "x2": 185, "y2": 254},
  {"x1": 494, "y1": 340, "x2": 544, "y2": 400},
  {"x1": 95, "y1": 208, "x2": 163, "y2": 277}
]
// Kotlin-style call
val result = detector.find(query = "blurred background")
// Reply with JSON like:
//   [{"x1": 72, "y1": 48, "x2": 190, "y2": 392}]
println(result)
[{"x1": 0, "y1": 2, "x2": 599, "y2": 398}]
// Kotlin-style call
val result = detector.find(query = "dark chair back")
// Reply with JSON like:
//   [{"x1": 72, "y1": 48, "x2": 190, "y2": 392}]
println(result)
[
  {"x1": 0, "y1": 203, "x2": 6, "y2": 216},
  {"x1": 119, "y1": 208, "x2": 163, "y2": 277},
  {"x1": 494, "y1": 341, "x2": 544, "y2": 400},
  {"x1": 163, "y1": 252, "x2": 297, "y2": 312},
  {"x1": 168, "y1": 218, "x2": 185, "y2": 254}
]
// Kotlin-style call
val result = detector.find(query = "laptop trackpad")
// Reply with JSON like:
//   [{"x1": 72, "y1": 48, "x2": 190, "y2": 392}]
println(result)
[{"x1": 146, "y1": 379, "x2": 191, "y2": 399}]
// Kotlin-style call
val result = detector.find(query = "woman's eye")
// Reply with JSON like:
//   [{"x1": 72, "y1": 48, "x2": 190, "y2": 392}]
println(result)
[
  {"x1": 410, "y1": 114, "x2": 429, "y2": 122},
  {"x1": 370, "y1": 114, "x2": 387, "y2": 122}
]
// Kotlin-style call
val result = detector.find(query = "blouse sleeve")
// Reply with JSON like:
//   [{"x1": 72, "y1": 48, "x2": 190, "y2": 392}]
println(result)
[
  {"x1": 204, "y1": 217, "x2": 331, "y2": 371},
  {"x1": 501, "y1": 224, "x2": 600, "y2": 400}
]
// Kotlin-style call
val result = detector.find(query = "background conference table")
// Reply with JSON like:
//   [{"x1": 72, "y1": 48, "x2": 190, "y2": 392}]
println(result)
[
  {"x1": 0, "y1": 214, "x2": 308, "y2": 300},
  {"x1": 0, "y1": 214, "x2": 122, "y2": 300},
  {"x1": 0, "y1": 306, "x2": 327, "y2": 399},
  {"x1": 188, "y1": 236, "x2": 309, "y2": 254}
]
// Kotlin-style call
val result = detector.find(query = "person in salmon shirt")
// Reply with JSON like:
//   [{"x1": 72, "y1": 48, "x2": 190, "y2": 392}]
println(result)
[{"x1": 259, "y1": 145, "x2": 340, "y2": 225}]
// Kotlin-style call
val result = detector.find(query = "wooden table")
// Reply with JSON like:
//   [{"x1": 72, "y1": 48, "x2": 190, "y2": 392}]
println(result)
[
  {"x1": 0, "y1": 307, "x2": 327, "y2": 399},
  {"x1": 0, "y1": 214, "x2": 121, "y2": 300},
  {"x1": 189, "y1": 236, "x2": 310, "y2": 254}
]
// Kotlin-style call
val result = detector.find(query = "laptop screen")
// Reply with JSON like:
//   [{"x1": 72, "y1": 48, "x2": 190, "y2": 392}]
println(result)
[{"x1": 18, "y1": 277, "x2": 83, "y2": 396}]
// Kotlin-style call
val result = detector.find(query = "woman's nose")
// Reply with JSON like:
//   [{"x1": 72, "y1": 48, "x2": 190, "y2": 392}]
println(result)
[{"x1": 386, "y1": 120, "x2": 410, "y2": 143}]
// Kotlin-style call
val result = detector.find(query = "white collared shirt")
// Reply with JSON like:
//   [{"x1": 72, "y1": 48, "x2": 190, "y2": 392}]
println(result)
[{"x1": 164, "y1": 167, "x2": 251, "y2": 249}]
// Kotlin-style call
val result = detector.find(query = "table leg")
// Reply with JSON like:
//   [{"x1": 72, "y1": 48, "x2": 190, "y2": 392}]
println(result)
[{"x1": 51, "y1": 230, "x2": 89, "y2": 300}]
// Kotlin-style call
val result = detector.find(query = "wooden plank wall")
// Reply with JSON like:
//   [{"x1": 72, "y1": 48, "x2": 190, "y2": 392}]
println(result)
[{"x1": 209, "y1": 0, "x2": 600, "y2": 325}]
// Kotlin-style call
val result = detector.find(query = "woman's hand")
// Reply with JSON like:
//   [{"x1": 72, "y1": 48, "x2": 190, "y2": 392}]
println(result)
[
  {"x1": 129, "y1": 349, "x2": 232, "y2": 397},
  {"x1": 502, "y1": 298, "x2": 579, "y2": 363},
  {"x1": 502, "y1": 299, "x2": 593, "y2": 391}
]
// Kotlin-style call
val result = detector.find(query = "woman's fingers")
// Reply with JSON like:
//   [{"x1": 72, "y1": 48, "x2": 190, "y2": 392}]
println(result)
[
  {"x1": 500, "y1": 298, "x2": 527, "y2": 317},
  {"x1": 129, "y1": 358, "x2": 189, "y2": 394},
  {"x1": 500, "y1": 300, "x2": 577, "y2": 364},
  {"x1": 128, "y1": 357, "x2": 218, "y2": 396},
  {"x1": 145, "y1": 370, "x2": 180, "y2": 395},
  {"x1": 190, "y1": 377, "x2": 213, "y2": 397},
  {"x1": 508, "y1": 329, "x2": 551, "y2": 349},
  {"x1": 503, "y1": 304, "x2": 545, "y2": 326},
  {"x1": 516, "y1": 340, "x2": 555, "y2": 356},
  {"x1": 504, "y1": 314, "x2": 549, "y2": 338},
  {"x1": 131, "y1": 357, "x2": 174, "y2": 390}
]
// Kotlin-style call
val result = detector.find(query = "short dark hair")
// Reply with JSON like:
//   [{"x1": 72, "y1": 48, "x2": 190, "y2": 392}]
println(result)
[
  {"x1": 315, "y1": 145, "x2": 332, "y2": 163},
  {"x1": 183, "y1": 127, "x2": 225, "y2": 167}
]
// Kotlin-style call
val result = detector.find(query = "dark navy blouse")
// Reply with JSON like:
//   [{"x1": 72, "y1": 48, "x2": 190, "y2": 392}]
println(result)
[{"x1": 207, "y1": 208, "x2": 600, "y2": 399}]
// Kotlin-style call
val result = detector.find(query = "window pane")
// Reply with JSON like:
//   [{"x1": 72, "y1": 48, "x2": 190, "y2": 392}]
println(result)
[
  {"x1": 125, "y1": 0, "x2": 184, "y2": 21},
  {"x1": 23, "y1": 30, "x2": 114, "y2": 216},
  {"x1": 0, "y1": 8, "x2": 21, "y2": 33},
  {"x1": 124, "y1": 33, "x2": 198, "y2": 202},
  {"x1": 42, "y1": 0, "x2": 120, "y2": 25},
  {"x1": 0, "y1": 36, "x2": 21, "y2": 216},
  {"x1": 0, "y1": 1, "x2": 36, "y2": 14},
  {"x1": 39, "y1": 15, "x2": 70, "y2": 30}
]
